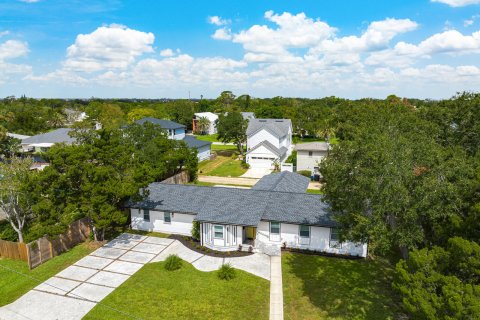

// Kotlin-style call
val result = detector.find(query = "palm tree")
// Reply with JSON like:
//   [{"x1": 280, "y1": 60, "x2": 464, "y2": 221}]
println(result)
[{"x1": 197, "y1": 116, "x2": 211, "y2": 135}]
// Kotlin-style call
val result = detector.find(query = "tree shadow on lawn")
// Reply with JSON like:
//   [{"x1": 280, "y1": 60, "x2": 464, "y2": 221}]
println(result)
[{"x1": 283, "y1": 252, "x2": 404, "y2": 320}]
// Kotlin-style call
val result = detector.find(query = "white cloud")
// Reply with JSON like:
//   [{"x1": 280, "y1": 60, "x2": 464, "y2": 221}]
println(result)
[
  {"x1": 431, "y1": 0, "x2": 480, "y2": 7},
  {"x1": 160, "y1": 48, "x2": 175, "y2": 57},
  {"x1": 464, "y1": 19, "x2": 475, "y2": 27},
  {"x1": 208, "y1": 16, "x2": 230, "y2": 26},
  {"x1": 19, "y1": 0, "x2": 40, "y2": 2},
  {"x1": 64, "y1": 24, "x2": 154, "y2": 72},
  {"x1": 0, "y1": 40, "x2": 29, "y2": 61},
  {"x1": 0, "y1": 31, "x2": 9, "y2": 38},
  {"x1": 212, "y1": 28, "x2": 232, "y2": 40}
]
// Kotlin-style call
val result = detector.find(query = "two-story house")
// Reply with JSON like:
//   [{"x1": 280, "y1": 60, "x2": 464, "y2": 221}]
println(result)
[{"x1": 245, "y1": 119, "x2": 293, "y2": 169}]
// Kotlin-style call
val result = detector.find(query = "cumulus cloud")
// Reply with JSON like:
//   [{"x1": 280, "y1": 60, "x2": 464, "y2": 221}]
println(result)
[
  {"x1": 64, "y1": 24, "x2": 154, "y2": 72},
  {"x1": 431, "y1": 0, "x2": 480, "y2": 7},
  {"x1": 208, "y1": 16, "x2": 230, "y2": 26},
  {"x1": 0, "y1": 40, "x2": 29, "y2": 61},
  {"x1": 212, "y1": 28, "x2": 232, "y2": 40},
  {"x1": 160, "y1": 48, "x2": 175, "y2": 57}
]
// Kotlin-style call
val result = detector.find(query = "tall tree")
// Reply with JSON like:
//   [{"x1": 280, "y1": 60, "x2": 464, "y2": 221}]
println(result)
[
  {"x1": 196, "y1": 116, "x2": 211, "y2": 135},
  {"x1": 216, "y1": 112, "x2": 248, "y2": 155}
]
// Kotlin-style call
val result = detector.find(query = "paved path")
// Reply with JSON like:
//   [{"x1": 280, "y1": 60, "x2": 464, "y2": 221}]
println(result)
[
  {"x1": 269, "y1": 255, "x2": 284, "y2": 320},
  {"x1": 0, "y1": 233, "x2": 271, "y2": 320},
  {"x1": 198, "y1": 175, "x2": 259, "y2": 186},
  {"x1": 241, "y1": 168, "x2": 273, "y2": 179}
]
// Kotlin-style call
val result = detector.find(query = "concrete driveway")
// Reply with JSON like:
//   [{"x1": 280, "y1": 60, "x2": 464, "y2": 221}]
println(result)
[
  {"x1": 241, "y1": 167, "x2": 272, "y2": 179},
  {"x1": 0, "y1": 233, "x2": 271, "y2": 320}
]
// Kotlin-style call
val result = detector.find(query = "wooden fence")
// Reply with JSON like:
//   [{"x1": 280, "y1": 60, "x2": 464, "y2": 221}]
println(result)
[
  {"x1": 161, "y1": 170, "x2": 190, "y2": 184},
  {"x1": 0, "y1": 217, "x2": 91, "y2": 269}
]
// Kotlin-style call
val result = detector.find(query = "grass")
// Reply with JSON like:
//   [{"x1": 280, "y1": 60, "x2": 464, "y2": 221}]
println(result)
[
  {"x1": 198, "y1": 156, "x2": 247, "y2": 177},
  {"x1": 84, "y1": 260, "x2": 270, "y2": 320},
  {"x1": 282, "y1": 252, "x2": 403, "y2": 320},
  {"x1": 211, "y1": 144, "x2": 238, "y2": 152},
  {"x1": 188, "y1": 181, "x2": 252, "y2": 188},
  {"x1": 195, "y1": 134, "x2": 219, "y2": 142},
  {"x1": 125, "y1": 229, "x2": 170, "y2": 238},
  {"x1": 0, "y1": 241, "x2": 100, "y2": 306},
  {"x1": 306, "y1": 189, "x2": 323, "y2": 194}
]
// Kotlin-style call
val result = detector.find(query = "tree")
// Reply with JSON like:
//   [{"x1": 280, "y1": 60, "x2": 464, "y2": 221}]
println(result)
[
  {"x1": 127, "y1": 108, "x2": 158, "y2": 123},
  {"x1": 0, "y1": 157, "x2": 34, "y2": 242},
  {"x1": 216, "y1": 91, "x2": 236, "y2": 111},
  {"x1": 0, "y1": 136, "x2": 21, "y2": 159},
  {"x1": 196, "y1": 116, "x2": 211, "y2": 135},
  {"x1": 216, "y1": 112, "x2": 248, "y2": 155}
]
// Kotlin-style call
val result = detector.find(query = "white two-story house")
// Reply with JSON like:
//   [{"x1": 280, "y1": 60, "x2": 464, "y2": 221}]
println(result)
[{"x1": 246, "y1": 119, "x2": 293, "y2": 169}]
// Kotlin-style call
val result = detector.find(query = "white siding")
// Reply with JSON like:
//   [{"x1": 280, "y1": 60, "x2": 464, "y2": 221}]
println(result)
[
  {"x1": 296, "y1": 150, "x2": 327, "y2": 174},
  {"x1": 130, "y1": 208, "x2": 194, "y2": 236},
  {"x1": 197, "y1": 145, "x2": 211, "y2": 161},
  {"x1": 201, "y1": 223, "x2": 243, "y2": 251},
  {"x1": 247, "y1": 130, "x2": 279, "y2": 150},
  {"x1": 246, "y1": 145, "x2": 277, "y2": 169},
  {"x1": 256, "y1": 221, "x2": 367, "y2": 257}
]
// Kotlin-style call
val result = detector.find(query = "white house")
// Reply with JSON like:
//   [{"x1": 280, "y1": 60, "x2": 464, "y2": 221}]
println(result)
[
  {"x1": 136, "y1": 118, "x2": 211, "y2": 161},
  {"x1": 193, "y1": 112, "x2": 219, "y2": 135},
  {"x1": 20, "y1": 128, "x2": 75, "y2": 153},
  {"x1": 296, "y1": 142, "x2": 329, "y2": 176},
  {"x1": 246, "y1": 119, "x2": 293, "y2": 169},
  {"x1": 129, "y1": 171, "x2": 367, "y2": 257}
]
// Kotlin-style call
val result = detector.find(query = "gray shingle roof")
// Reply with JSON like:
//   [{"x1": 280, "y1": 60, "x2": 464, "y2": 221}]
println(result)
[
  {"x1": 130, "y1": 183, "x2": 335, "y2": 227},
  {"x1": 135, "y1": 118, "x2": 185, "y2": 130},
  {"x1": 21, "y1": 128, "x2": 75, "y2": 145},
  {"x1": 295, "y1": 142, "x2": 330, "y2": 151},
  {"x1": 7, "y1": 133, "x2": 30, "y2": 140},
  {"x1": 252, "y1": 172, "x2": 309, "y2": 193},
  {"x1": 182, "y1": 136, "x2": 212, "y2": 149},
  {"x1": 246, "y1": 119, "x2": 291, "y2": 138},
  {"x1": 246, "y1": 140, "x2": 288, "y2": 157}
]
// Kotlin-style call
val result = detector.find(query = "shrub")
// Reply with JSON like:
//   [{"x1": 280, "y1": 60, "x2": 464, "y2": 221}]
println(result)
[
  {"x1": 231, "y1": 152, "x2": 239, "y2": 160},
  {"x1": 297, "y1": 170, "x2": 312, "y2": 178},
  {"x1": 241, "y1": 161, "x2": 250, "y2": 169},
  {"x1": 191, "y1": 221, "x2": 200, "y2": 241},
  {"x1": 218, "y1": 263, "x2": 236, "y2": 280},
  {"x1": 164, "y1": 254, "x2": 183, "y2": 271}
]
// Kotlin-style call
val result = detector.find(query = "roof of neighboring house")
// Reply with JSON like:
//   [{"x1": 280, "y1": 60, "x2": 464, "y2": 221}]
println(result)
[
  {"x1": 135, "y1": 118, "x2": 186, "y2": 130},
  {"x1": 246, "y1": 119, "x2": 291, "y2": 138},
  {"x1": 240, "y1": 112, "x2": 255, "y2": 120},
  {"x1": 252, "y1": 171, "x2": 309, "y2": 193},
  {"x1": 129, "y1": 183, "x2": 335, "y2": 227},
  {"x1": 182, "y1": 135, "x2": 212, "y2": 149},
  {"x1": 194, "y1": 112, "x2": 218, "y2": 122},
  {"x1": 246, "y1": 140, "x2": 288, "y2": 158},
  {"x1": 21, "y1": 128, "x2": 75, "y2": 145},
  {"x1": 296, "y1": 142, "x2": 330, "y2": 152},
  {"x1": 7, "y1": 133, "x2": 30, "y2": 140}
]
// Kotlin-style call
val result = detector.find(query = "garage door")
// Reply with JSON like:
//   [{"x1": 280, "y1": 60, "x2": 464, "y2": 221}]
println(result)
[{"x1": 248, "y1": 156, "x2": 275, "y2": 169}]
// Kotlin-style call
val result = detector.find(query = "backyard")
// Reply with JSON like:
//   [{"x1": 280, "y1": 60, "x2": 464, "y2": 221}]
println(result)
[
  {"x1": 198, "y1": 151, "x2": 247, "y2": 177},
  {"x1": 0, "y1": 241, "x2": 101, "y2": 306},
  {"x1": 282, "y1": 252, "x2": 403, "y2": 320},
  {"x1": 84, "y1": 260, "x2": 270, "y2": 320}
]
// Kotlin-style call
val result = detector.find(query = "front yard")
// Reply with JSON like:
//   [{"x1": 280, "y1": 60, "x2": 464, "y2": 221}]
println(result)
[
  {"x1": 84, "y1": 260, "x2": 270, "y2": 320},
  {"x1": 198, "y1": 154, "x2": 247, "y2": 177},
  {"x1": 0, "y1": 241, "x2": 101, "y2": 306},
  {"x1": 282, "y1": 252, "x2": 403, "y2": 320}
]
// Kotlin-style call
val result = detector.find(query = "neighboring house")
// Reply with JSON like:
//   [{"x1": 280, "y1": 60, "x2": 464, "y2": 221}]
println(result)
[
  {"x1": 246, "y1": 119, "x2": 293, "y2": 169},
  {"x1": 7, "y1": 133, "x2": 30, "y2": 140},
  {"x1": 192, "y1": 112, "x2": 218, "y2": 135},
  {"x1": 129, "y1": 171, "x2": 367, "y2": 257},
  {"x1": 135, "y1": 118, "x2": 186, "y2": 140},
  {"x1": 21, "y1": 128, "x2": 75, "y2": 153},
  {"x1": 296, "y1": 142, "x2": 329, "y2": 176},
  {"x1": 64, "y1": 108, "x2": 87, "y2": 124},
  {"x1": 240, "y1": 112, "x2": 255, "y2": 121},
  {"x1": 135, "y1": 117, "x2": 211, "y2": 161}
]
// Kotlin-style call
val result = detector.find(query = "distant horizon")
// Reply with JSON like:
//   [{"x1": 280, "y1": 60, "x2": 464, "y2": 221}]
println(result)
[{"x1": 1, "y1": 0, "x2": 480, "y2": 99}]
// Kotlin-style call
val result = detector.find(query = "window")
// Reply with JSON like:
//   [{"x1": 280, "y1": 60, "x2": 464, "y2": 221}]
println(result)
[
  {"x1": 143, "y1": 209, "x2": 150, "y2": 222},
  {"x1": 164, "y1": 212, "x2": 171, "y2": 223},
  {"x1": 330, "y1": 228, "x2": 342, "y2": 248},
  {"x1": 214, "y1": 225, "x2": 223, "y2": 239},
  {"x1": 308, "y1": 151, "x2": 313, "y2": 157},
  {"x1": 270, "y1": 222, "x2": 280, "y2": 235},
  {"x1": 299, "y1": 225, "x2": 310, "y2": 238}
]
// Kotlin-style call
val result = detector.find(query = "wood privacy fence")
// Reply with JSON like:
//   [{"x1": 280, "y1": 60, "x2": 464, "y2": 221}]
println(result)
[
  {"x1": 161, "y1": 170, "x2": 190, "y2": 184},
  {"x1": 0, "y1": 217, "x2": 91, "y2": 269}
]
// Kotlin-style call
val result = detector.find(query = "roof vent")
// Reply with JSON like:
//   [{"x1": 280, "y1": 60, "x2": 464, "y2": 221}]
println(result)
[
  {"x1": 259, "y1": 120, "x2": 267, "y2": 122},
  {"x1": 275, "y1": 120, "x2": 284, "y2": 122}
]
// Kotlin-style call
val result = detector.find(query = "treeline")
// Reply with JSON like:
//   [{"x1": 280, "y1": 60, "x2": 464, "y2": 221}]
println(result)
[{"x1": 321, "y1": 92, "x2": 480, "y2": 319}]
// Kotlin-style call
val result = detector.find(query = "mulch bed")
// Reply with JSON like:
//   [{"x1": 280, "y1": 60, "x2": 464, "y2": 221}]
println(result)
[
  {"x1": 282, "y1": 247, "x2": 364, "y2": 260},
  {"x1": 169, "y1": 234, "x2": 253, "y2": 258}
]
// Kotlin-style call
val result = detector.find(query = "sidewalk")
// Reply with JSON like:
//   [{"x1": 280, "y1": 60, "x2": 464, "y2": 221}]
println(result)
[
  {"x1": 269, "y1": 255, "x2": 284, "y2": 320},
  {"x1": 198, "y1": 175, "x2": 259, "y2": 186}
]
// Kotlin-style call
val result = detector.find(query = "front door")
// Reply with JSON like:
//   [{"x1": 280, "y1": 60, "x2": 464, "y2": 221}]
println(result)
[{"x1": 245, "y1": 227, "x2": 256, "y2": 240}]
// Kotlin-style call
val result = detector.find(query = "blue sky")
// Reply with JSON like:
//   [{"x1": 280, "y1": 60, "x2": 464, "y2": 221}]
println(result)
[{"x1": 1, "y1": 0, "x2": 480, "y2": 99}]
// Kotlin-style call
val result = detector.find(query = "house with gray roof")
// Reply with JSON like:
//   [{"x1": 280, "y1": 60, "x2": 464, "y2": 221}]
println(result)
[
  {"x1": 135, "y1": 117, "x2": 211, "y2": 161},
  {"x1": 295, "y1": 142, "x2": 330, "y2": 176},
  {"x1": 20, "y1": 128, "x2": 75, "y2": 153},
  {"x1": 246, "y1": 119, "x2": 293, "y2": 170},
  {"x1": 128, "y1": 171, "x2": 367, "y2": 257}
]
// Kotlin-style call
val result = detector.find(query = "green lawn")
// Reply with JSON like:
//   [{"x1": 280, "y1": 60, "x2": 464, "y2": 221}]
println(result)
[
  {"x1": 198, "y1": 156, "x2": 247, "y2": 177},
  {"x1": 306, "y1": 189, "x2": 323, "y2": 194},
  {"x1": 84, "y1": 260, "x2": 270, "y2": 320},
  {"x1": 0, "y1": 242, "x2": 100, "y2": 306},
  {"x1": 195, "y1": 134, "x2": 220, "y2": 142},
  {"x1": 211, "y1": 144, "x2": 238, "y2": 152},
  {"x1": 188, "y1": 181, "x2": 252, "y2": 188},
  {"x1": 282, "y1": 252, "x2": 403, "y2": 320}
]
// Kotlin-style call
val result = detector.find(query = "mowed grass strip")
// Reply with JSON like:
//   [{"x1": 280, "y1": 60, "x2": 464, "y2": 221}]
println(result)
[
  {"x1": 198, "y1": 156, "x2": 247, "y2": 177},
  {"x1": 84, "y1": 261, "x2": 270, "y2": 320},
  {"x1": 0, "y1": 241, "x2": 100, "y2": 306},
  {"x1": 282, "y1": 252, "x2": 403, "y2": 320}
]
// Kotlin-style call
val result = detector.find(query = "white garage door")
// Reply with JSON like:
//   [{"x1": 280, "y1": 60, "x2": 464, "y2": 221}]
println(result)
[{"x1": 248, "y1": 156, "x2": 275, "y2": 169}]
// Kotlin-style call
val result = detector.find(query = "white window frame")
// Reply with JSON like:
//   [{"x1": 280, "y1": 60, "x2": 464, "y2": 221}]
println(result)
[
  {"x1": 299, "y1": 225, "x2": 310, "y2": 238},
  {"x1": 214, "y1": 225, "x2": 224, "y2": 239},
  {"x1": 329, "y1": 228, "x2": 342, "y2": 248},
  {"x1": 269, "y1": 221, "x2": 281, "y2": 241},
  {"x1": 164, "y1": 212, "x2": 171, "y2": 224},
  {"x1": 143, "y1": 209, "x2": 150, "y2": 222}
]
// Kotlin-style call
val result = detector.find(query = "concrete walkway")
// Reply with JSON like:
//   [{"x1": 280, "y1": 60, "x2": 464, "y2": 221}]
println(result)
[
  {"x1": 269, "y1": 255, "x2": 284, "y2": 320},
  {"x1": 198, "y1": 175, "x2": 259, "y2": 186},
  {"x1": 241, "y1": 167, "x2": 273, "y2": 179},
  {"x1": 0, "y1": 233, "x2": 272, "y2": 320}
]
